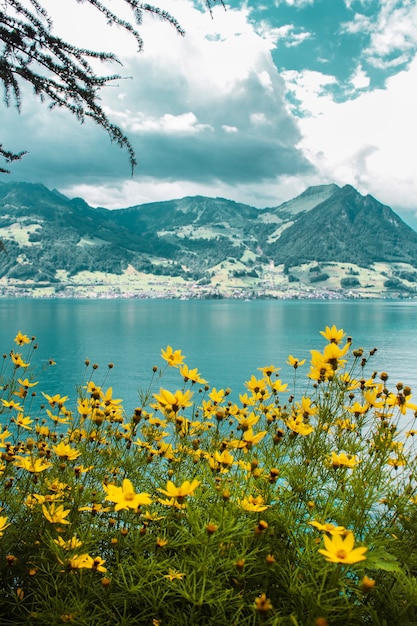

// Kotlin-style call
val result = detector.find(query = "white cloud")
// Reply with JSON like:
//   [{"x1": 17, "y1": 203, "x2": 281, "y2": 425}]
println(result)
[
  {"x1": 255, "y1": 22, "x2": 312, "y2": 48},
  {"x1": 367, "y1": 1, "x2": 417, "y2": 60},
  {"x1": 290, "y1": 54, "x2": 417, "y2": 211},
  {"x1": 221, "y1": 125, "x2": 238, "y2": 133},
  {"x1": 273, "y1": 0, "x2": 314, "y2": 7},
  {"x1": 60, "y1": 173, "x2": 316, "y2": 211},
  {"x1": 281, "y1": 69, "x2": 338, "y2": 115},
  {"x1": 342, "y1": 12, "x2": 371, "y2": 36},
  {"x1": 4, "y1": 0, "x2": 308, "y2": 198},
  {"x1": 342, "y1": 1, "x2": 417, "y2": 68},
  {"x1": 105, "y1": 110, "x2": 213, "y2": 134},
  {"x1": 258, "y1": 70, "x2": 273, "y2": 91},
  {"x1": 343, "y1": 0, "x2": 373, "y2": 8},
  {"x1": 6, "y1": 0, "x2": 417, "y2": 229},
  {"x1": 250, "y1": 112, "x2": 271, "y2": 125},
  {"x1": 350, "y1": 64, "x2": 371, "y2": 90}
]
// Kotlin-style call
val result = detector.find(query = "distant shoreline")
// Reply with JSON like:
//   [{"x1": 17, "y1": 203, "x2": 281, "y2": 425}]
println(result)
[
  {"x1": 0, "y1": 286, "x2": 414, "y2": 301},
  {"x1": 1, "y1": 261, "x2": 416, "y2": 301}
]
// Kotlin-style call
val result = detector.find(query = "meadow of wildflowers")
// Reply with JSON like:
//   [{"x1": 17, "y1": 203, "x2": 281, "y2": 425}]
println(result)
[{"x1": 1, "y1": 326, "x2": 417, "y2": 625}]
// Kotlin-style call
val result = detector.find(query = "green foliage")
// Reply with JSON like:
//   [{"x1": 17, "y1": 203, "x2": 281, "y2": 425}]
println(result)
[
  {"x1": 1, "y1": 328, "x2": 417, "y2": 623},
  {"x1": 396, "y1": 271, "x2": 417, "y2": 282},
  {"x1": 232, "y1": 269, "x2": 259, "y2": 278},
  {"x1": 384, "y1": 278, "x2": 413, "y2": 292},
  {"x1": 310, "y1": 273, "x2": 329, "y2": 283},
  {"x1": 341, "y1": 277, "x2": 361, "y2": 288}
]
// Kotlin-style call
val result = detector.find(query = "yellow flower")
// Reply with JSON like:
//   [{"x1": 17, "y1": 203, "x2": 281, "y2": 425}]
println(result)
[
  {"x1": 78, "y1": 503, "x2": 112, "y2": 514},
  {"x1": 308, "y1": 353, "x2": 334, "y2": 382},
  {"x1": 161, "y1": 346, "x2": 185, "y2": 367},
  {"x1": 320, "y1": 325, "x2": 346, "y2": 344},
  {"x1": 46, "y1": 478, "x2": 69, "y2": 494},
  {"x1": 42, "y1": 503, "x2": 71, "y2": 525},
  {"x1": 346, "y1": 401, "x2": 369, "y2": 416},
  {"x1": 239, "y1": 495, "x2": 269, "y2": 512},
  {"x1": 156, "y1": 537, "x2": 168, "y2": 548},
  {"x1": 25, "y1": 494, "x2": 62, "y2": 507},
  {"x1": 77, "y1": 398, "x2": 93, "y2": 417},
  {"x1": 245, "y1": 375, "x2": 267, "y2": 394},
  {"x1": 269, "y1": 379, "x2": 288, "y2": 394},
  {"x1": 318, "y1": 531, "x2": 367, "y2": 564},
  {"x1": 286, "y1": 355, "x2": 306, "y2": 369},
  {"x1": 0, "y1": 516, "x2": 10, "y2": 537},
  {"x1": 159, "y1": 479, "x2": 200, "y2": 500},
  {"x1": 17, "y1": 377, "x2": 38, "y2": 388},
  {"x1": 0, "y1": 430, "x2": 12, "y2": 448},
  {"x1": 234, "y1": 411, "x2": 259, "y2": 431},
  {"x1": 102, "y1": 387, "x2": 123, "y2": 408},
  {"x1": 323, "y1": 342, "x2": 349, "y2": 368},
  {"x1": 387, "y1": 457, "x2": 407, "y2": 468},
  {"x1": 65, "y1": 553, "x2": 107, "y2": 572},
  {"x1": 254, "y1": 593, "x2": 273, "y2": 613},
  {"x1": 153, "y1": 388, "x2": 193, "y2": 415},
  {"x1": 52, "y1": 442, "x2": 81, "y2": 461},
  {"x1": 209, "y1": 387, "x2": 225, "y2": 404},
  {"x1": 361, "y1": 575, "x2": 376, "y2": 592},
  {"x1": 141, "y1": 510, "x2": 165, "y2": 522},
  {"x1": 258, "y1": 364, "x2": 280, "y2": 377},
  {"x1": 155, "y1": 441, "x2": 176, "y2": 461},
  {"x1": 14, "y1": 455, "x2": 52, "y2": 473},
  {"x1": 14, "y1": 331, "x2": 31, "y2": 346},
  {"x1": 286, "y1": 415, "x2": 314, "y2": 436},
  {"x1": 309, "y1": 521, "x2": 347, "y2": 534},
  {"x1": 179, "y1": 364, "x2": 207, "y2": 384},
  {"x1": 243, "y1": 427, "x2": 267, "y2": 446},
  {"x1": 85, "y1": 382, "x2": 103, "y2": 400},
  {"x1": 10, "y1": 353, "x2": 29, "y2": 368},
  {"x1": 13, "y1": 413, "x2": 33, "y2": 430},
  {"x1": 213, "y1": 449, "x2": 235, "y2": 467},
  {"x1": 54, "y1": 536, "x2": 83, "y2": 550},
  {"x1": 229, "y1": 428, "x2": 267, "y2": 451},
  {"x1": 42, "y1": 392, "x2": 69, "y2": 408},
  {"x1": 74, "y1": 464, "x2": 94, "y2": 475},
  {"x1": 297, "y1": 396, "x2": 317, "y2": 417},
  {"x1": 309, "y1": 342, "x2": 349, "y2": 381},
  {"x1": 164, "y1": 568, "x2": 185, "y2": 581},
  {"x1": 329, "y1": 452, "x2": 359, "y2": 468},
  {"x1": 335, "y1": 418, "x2": 357, "y2": 431},
  {"x1": 90, "y1": 556, "x2": 107, "y2": 573},
  {"x1": 46, "y1": 409, "x2": 70, "y2": 425},
  {"x1": 363, "y1": 388, "x2": 384, "y2": 408},
  {"x1": 386, "y1": 391, "x2": 417, "y2": 415},
  {"x1": 238, "y1": 392, "x2": 257, "y2": 407},
  {"x1": 103, "y1": 478, "x2": 152, "y2": 511},
  {"x1": 1, "y1": 399, "x2": 24, "y2": 411}
]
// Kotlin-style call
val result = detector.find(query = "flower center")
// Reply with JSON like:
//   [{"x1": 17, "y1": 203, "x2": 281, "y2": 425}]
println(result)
[{"x1": 336, "y1": 549, "x2": 347, "y2": 560}]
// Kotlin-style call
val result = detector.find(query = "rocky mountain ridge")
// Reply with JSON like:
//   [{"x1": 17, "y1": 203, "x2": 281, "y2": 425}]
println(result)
[{"x1": 0, "y1": 181, "x2": 416, "y2": 298}]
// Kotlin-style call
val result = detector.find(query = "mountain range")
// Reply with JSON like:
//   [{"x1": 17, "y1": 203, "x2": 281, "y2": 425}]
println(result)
[{"x1": 0, "y1": 181, "x2": 416, "y2": 298}]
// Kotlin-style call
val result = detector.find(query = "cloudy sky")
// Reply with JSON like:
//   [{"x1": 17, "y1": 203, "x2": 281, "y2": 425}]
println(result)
[{"x1": 2, "y1": 0, "x2": 417, "y2": 227}]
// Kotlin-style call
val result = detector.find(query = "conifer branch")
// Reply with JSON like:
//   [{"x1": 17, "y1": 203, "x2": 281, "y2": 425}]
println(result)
[{"x1": 0, "y1": 0, "x2": 190, "y2": 174}]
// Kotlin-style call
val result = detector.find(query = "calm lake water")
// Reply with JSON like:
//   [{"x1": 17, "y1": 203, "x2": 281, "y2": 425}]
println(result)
[{"x1": 0, "y1": 298, "x2": 416, "y2": 413}]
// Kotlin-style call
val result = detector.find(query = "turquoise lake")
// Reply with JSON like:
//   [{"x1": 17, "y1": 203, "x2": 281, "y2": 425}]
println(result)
[{"x1": 0, "y1": 298, "x2": 416, "y2": 413}]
